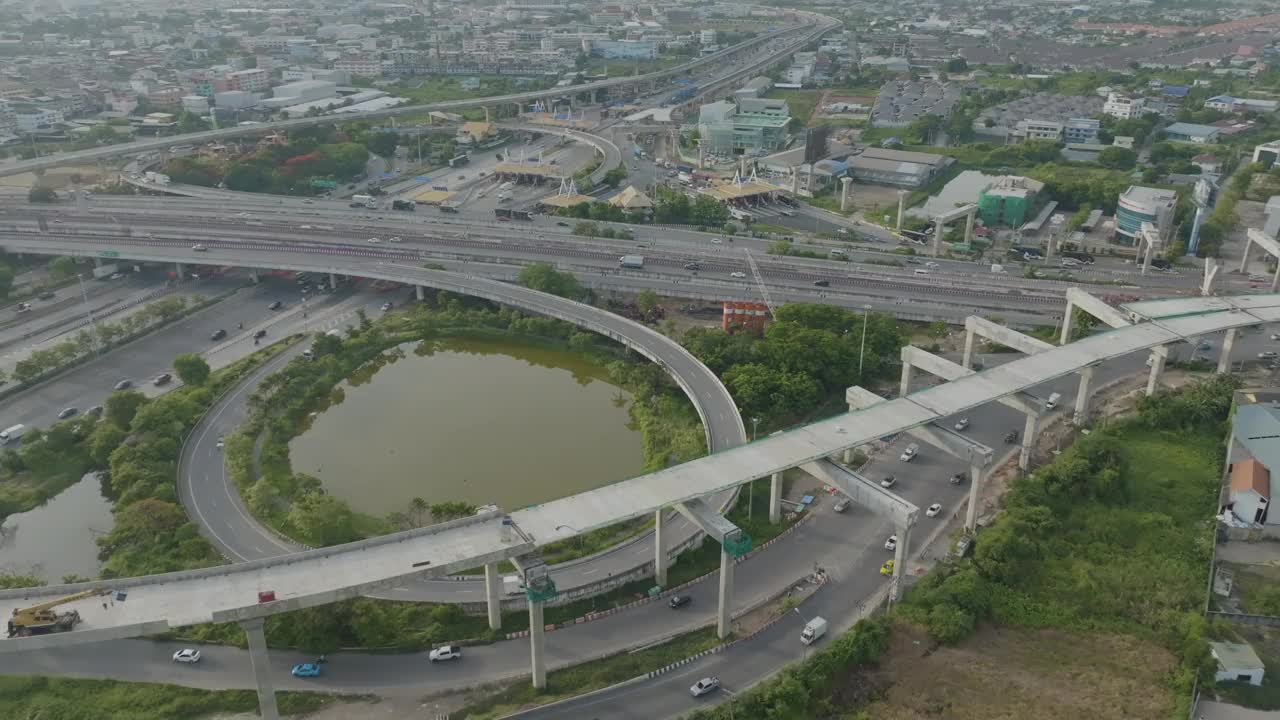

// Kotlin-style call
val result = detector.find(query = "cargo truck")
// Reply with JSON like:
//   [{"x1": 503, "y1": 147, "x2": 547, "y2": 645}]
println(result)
[
  {"x1": 91, "y1": 263, "x2": 119, "y2": 280},
  {"x1": 503, "y1": 576, "x2": 525, "y2": 596},
  {"x1": 619, "y1": 255, "x2": 645, "y2": 269},
  {"x1": 391, "y1": 199, "x2": 416, "y2": 212},
  {"x1": 801, "y1": 617, "x2": 827, "y2": 645},
  {"x1": 351, "y1": 194, "x2": 377, "y2": 209}
]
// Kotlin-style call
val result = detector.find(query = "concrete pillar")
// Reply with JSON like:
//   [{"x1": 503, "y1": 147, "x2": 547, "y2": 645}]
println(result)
[
  {"x1": 329, "y1": 273, "x2": 337, "y2": 290},
  {"x1": 1073, "y1": 366, "x2": 1094, "y2": 427},
  {"x1": 1019, "y1": 412, "x2": 1038, "y2": 471},
  {"x1": 899, "y1": 360, "x2": 913, "y2": 398},
  {"x1": 1218, "y1": 328, "x2": 1237, "y2": 374},
  {"x1": 1271, "y1": 260, "x2": 1280, "y2": 294},
  {"x1": 931, "y1": 220, "x2": 943, "y2": 258},
  {"x1": 840, "y1": 177, "x2": 852, "y2": 212},
  {"x1": 1146, "y1": 347, "x2": 1166, "y2": 396},
  {"x1": 961, "y1": 328, "x2": 976, "y2": 370},
  {"x1": 965, "y1": 463, "x2": 984, "y2": 532},
  {"x1": 242, "y1": 618, "x2": 280, "y2": 720},
  {"x1": 964, "y1": 210, "x2": 975, "y2": 245},
  {"x1": 249, "y1": 269, "x2": 260, "y2": 284},
  {"x1": 174, "y1": 263, "x2": 185, "y2": 282},
  {"x1": 654, "y1": 509, "x2": 668, "y2": 587},
  {"x1": 528, "y1": 600, "x2": 546, "y2": 689},
  {"x1": 790, "y1": 170, "x2": 798, "y2": 194},
  {"x1": 698, "y1": 145, "x2": 705, "y2": 170},
  {"x1": 769, "y1": 472, "x2": 783, "y2": 524},
  {"x1": 1059, "y1": 302, "x2": 1075, "y2": 345},
  {"x1": 842, "y1": 447, "x2": 855, "y2": 464},
  {"x1": 891, "y1": 523, "x2": 911, "y2": 578},
  {"x1": 416, "y1": 285, "x2": 425, "y2": 301},
  {"x1": 716, "y1": 549, "x2": 733, "y2": 640},
  {"x1": 896, "y1": 191, "x2": 906, "y2": 232},
  {"x1": 1240, "y1": 236, "x2": 1253, "y2": 273},
  {"x1": 483, "y1": 562, "x2": 503, "y2": 631}
]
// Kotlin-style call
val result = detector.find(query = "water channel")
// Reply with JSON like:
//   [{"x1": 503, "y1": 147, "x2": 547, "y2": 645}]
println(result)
[
  {"x1": 289, "y1": 337, "x2": 644, "y2": 516},
  {"x1": 0, "y1": 473, "x2": 111, "y2": 581}
]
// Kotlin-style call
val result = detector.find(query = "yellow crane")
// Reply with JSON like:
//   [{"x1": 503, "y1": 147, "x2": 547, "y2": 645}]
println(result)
[{"x1": 8, "y1": 588, "x2": 110, "y2": 638}]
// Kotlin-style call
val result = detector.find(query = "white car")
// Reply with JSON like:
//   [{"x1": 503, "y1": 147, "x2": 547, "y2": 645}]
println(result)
[
  {"x1": 710, "y1": 237, "x2": 723, "y2": 244},
  {"x1": 690, "y1": 676, "x2": 720, "y2": 697},
  {"x1": 429, "y1": 645, "x2": 461, "y2": 662},
  {"x1": 191, "y1": 244, "x2": 207, "y2": 252},
  {"x1": 172, "y1": 648, "x2": 201, "y2": 663},
  {"x1": 926, "y1": 503, "x2": 942, "y2": 518},
  {"x1": 216, "y1": 436, "x2": 224, "y2": 450},
  {"x1": 389, "y1": 236, "x2": 401, "y2": 243},
  {"x1": 899, "y1": 443, "x2": 918, "y2": 462},
  {"x1": 109, "y1": 273, "x2": 124, "y2": 280},
  {"x1": 367, "y1": 237, "x2": 381, "y2": 244},
  {"x1": 1270, "y1": 334, "x2": 1280, "y2": 341},
  {"x1": 884, "y1": 534, "x2": 898, "y2": 551},
  {"x1": 954, "y1": 417, "x2": 969, "y2": 431},
  {"x1": 730, "y1": 271, "x2": 747, "y2": 279}
]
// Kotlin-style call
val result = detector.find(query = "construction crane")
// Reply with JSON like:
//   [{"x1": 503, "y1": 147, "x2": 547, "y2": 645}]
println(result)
[
  {"x1": 742, "y1": 249, "x2": 776, "y2": 319},
  {"x1": 8, "y1": 588, "x2": 110, "y2": 638}
]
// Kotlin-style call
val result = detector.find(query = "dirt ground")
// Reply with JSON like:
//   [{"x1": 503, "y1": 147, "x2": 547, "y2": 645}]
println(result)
[{"x1": 852, "y1": 622, "x2": 1178, "y2": 720}]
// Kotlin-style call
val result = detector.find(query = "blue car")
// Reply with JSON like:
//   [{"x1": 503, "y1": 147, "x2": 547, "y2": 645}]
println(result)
[{"x1": 291, "y1": 663, "x2": 321, "y2": 678}]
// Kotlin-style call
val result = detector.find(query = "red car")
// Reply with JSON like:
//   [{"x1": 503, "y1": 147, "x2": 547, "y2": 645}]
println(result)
[{"x1": 497, "y1": 216, "x2": 511, "y2": 222}]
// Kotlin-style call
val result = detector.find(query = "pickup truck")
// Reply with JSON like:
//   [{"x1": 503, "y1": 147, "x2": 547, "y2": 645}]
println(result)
[{"x1": 899, "y1": 443, "x2": 919, "y2": 462}]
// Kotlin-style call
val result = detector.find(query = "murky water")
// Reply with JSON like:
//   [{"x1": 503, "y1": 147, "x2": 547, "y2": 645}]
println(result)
[
  {"x1": 0, "y1": 473, "x2": 110, "y2": 581},
  {"x1": 289, "y1": 337, "x2": 643, "y2": 516}
]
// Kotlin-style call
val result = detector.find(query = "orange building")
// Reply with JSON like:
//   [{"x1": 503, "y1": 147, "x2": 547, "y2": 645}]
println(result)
[{"x1": 722, "y1": 301, "x2": 769, "y2": 336}]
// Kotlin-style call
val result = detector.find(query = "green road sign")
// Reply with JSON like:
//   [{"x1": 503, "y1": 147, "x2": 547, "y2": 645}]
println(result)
[
  {"x1": 99, "y1": 251, "x2": 120, "y2": 258},
  {"x1": 311, "y1": 179, "x2": 339, "y2": 190}
]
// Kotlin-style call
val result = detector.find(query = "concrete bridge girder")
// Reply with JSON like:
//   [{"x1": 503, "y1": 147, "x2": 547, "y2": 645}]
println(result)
[
  {"x1": 1244, "y1": 228, "x2": 1280, "y2": 293},
  {"x1": 844, "y1": 386, "x2": 994, "y2": 468},
  {"x1": 899, "y1": 346, "x2": 1047, "y2": 418},
  {"x1": 800, "y1": 460, "x2": 918, "y2": 529},
  {"x1": 962, "y1": 315, "x2": 1053, "y2": 369}
]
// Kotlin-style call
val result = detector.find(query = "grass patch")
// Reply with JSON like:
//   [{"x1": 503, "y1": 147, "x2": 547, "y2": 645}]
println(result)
[
  {"x1": 459, "y1": 627, "x2": 722, "y2": 719},
  {"x1": 0, "y1": 676, "x2": 340, "y2": 719},
  {"x1": 389, "y1": 76, "x2": 551, "y2": 105},
  {"x1": 764, "y1": 88, "x2": 822, "y2": 125}
]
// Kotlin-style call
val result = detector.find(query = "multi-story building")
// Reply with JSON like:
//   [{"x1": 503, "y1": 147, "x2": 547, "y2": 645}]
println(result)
[
  {"x1": 696, "y1": 97, "x2": 791, "y2": 154},
  {"x1": 589, "y1": 39, "x2": 657, "y2": 59},
  {"x1": 1205, "y1": 95, "x2": 1280, "y2": 114},
  {"x1": 700, "y1": 29, "x2": 717, "y2": 45},
  {"x1": 1063, "y1": 117, "x2": 1101, "y2": 144},
  {"x1": 977, "y1": 175, "x2": 1045, "y2": 227},
  {"x1": 0, "y1": 100, "x2": 15, "y2": 137},
  {"x1": 14, "y1": 107, "x2": 63, "y2": 132},
  {"x1": 1011, "y1": 119, "x2": 1063, "y2": 142},
  {"x1": 181, "y1": 95, "x2": 209, "y2": 114},
  {"x1": 226, "y1": 68, "x2": 270, "y2": 93},
  {"x1": 334, "y1": 57, "x2": 382, "y2": 78},
  {"x1": 1103, "y1": 92, "x2": 1146, "y2": 119},
  {"x1": 1115, "y1": 185, "x2": 1177, "y2": 246}
]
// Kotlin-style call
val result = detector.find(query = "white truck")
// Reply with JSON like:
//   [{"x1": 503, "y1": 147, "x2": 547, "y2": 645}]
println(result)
[
  {"x1": 503, "y1": 575, "x2": 525, "y2": 596},
  {"x1": 351, "y1": 194, "x2": 377, "y2": 209},
  {"x1": 800, "y1": 617, "x2": 827, "y2": 645},
  {"x1": 619, "y1": 255, "x2": 645, "y2": 269},
  {"x1": 144, "y1": 171, "x2": 170, "y2": 186},
  {"x1": 92, "y1": 263, "x2": 119, "y2": 280},
  {"x1": 0, "y1": 424, "x2": 25, "y2": 445}
]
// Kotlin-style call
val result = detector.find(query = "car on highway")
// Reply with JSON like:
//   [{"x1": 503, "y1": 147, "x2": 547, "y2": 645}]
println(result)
[
  {"x1": 954, "y1": 417, "x2": 969, "y2": 431},
  {"x1": 14, "y1": 302, "x2": 31, "y2": 313},
  {"x1": 813, "y1": 279, "x2": 830, "y2": 287},
  {"x1": 950, "y1": 471, "x2": 967, "y2": 485},
  {"x1": 113, "y1": 379, "x2": 132, "y2": 391},
  {"x1": 367, "y1": 237, "x2": 381, "y2": 244},
  {"x1": 109, "y1": 273, "x2": 124, "y2": 280},
  {"x1": 210, "y1": 329, "x2": 227, "y2": 341},
  {"x1": 710, "y1": 237, "x2": 723, "y2": 244},
  {"x1": 880, "y1": 560, "x2": 895, "y2": 576},
  {"x1": 1271, "y1": 334, "x2": 1280, "y2": 341},
  {"x1": 1260, "y1": 352, "x2": 1277, "y2": 359},
  {"x1": 668, "y1": 594, "x2": 692, "y2": 609},
  {"x1": 683, "y1": 262, "x2": 701, "y2": 270},
  {"x1": 254, "y1": 329, "x2": 268, "y2": 340},
  {"x1": 690, "y1": 677, "x2": 720, "y2": 697},
  {"x1": 154, "y1": 373, "x2": 172, "y2": 386},
  {"x1": 216, "y1": 436, "x2": 224, "y2": 450},
  {"x1": 880, "y1": 475, "x2": 896, "y2": 489},
  {"x1": 291, "y1": 663, "x2": 321, "y2": 678},
  {"x1": 268, "y1": 301, "x2": 283, "y2": 310},
  {"x1": 730, "y1": 271, "x2": 747, "y2": 279},
  {"x1": 428, "y1": 645, "x2": 461, "y2": 662},
  {"x1": 899, "y1": 443, "x2": 918, "y2": 462},
  {"x1": 57, "y1": 407, "x2": 78, "y2": 419},
  {"x1": 557, "y1": 221, "x2": 570, "y2": 227},
  {"x1": 38, "y1": 291, "x2": 55, "y2": 300},
  {"x1": 389, "y1": 236, "x2": 401, "y2": 243},
  {"x1": 833, "y1": 497, "x2": 850, "y2": 513},
  {"x1": 884, "y1": 534, "x2": 897, "y2": 551},
  {"x1": 926, "y1": 503, "x2": 943, "y2": 518},
  {"x1": 172, "y1": 648, "x2": 201, "y2": 664},
  {"x1": 191, "y1": 244, "x2": 207, "y2": 252}
]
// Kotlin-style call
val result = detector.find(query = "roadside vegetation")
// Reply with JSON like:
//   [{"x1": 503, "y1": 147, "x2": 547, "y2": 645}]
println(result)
[
  {"x1": 0, "y1": 676, "x2": 337, "y2": 720},
  {"x1": 686, "y1": 373, "x2": 1238, "y2": 719}
]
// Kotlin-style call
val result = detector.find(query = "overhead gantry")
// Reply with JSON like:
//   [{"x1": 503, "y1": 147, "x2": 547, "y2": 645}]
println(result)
[
  {"x1": 1242, "y1": 228, "x2": 1280, "y2": 293},
  {"x1": 929, "y1": 204, "x2": 979, "y2": 258}
]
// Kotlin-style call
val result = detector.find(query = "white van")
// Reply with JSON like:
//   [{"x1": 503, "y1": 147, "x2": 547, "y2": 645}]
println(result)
[
  {"x1": 913, "y1": 268, "x2": 930, "y2": 276},
  {"x1": 1045, "y1": 392, "x2": 1062, "y2": 410},
  {"x1": 0, "y1": 424, "x2": 25, "y2": 444}
]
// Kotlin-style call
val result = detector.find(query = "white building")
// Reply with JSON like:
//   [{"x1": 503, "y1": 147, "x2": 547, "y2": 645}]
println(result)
[
  {"x1": 700, "y1": 29, "x2": 717, "y2": 45},
  {"x1": 15, "y1": 108, "x2": 62, "y2": 132},
  {"x1": 334, "y1": 57, "x2": 382, "y2": 77},
  {"x1": 227, "y1": 68, "x2": 270, "y2": 93},
  {"x1": 1210, "y1": 642, "x2": 1264, "y2": 686},
  {"x1": 213, "y1": 90, "x2": 259, "y2": 111},
  {"x1": 1012, "y1": 119, "x2": 1063, "y2": 142},
  {"x1": 271, "y1": 80, "x2": 336, "y2": 104},
  {"x1": 1103, "y1": 92, "x2": 1146, "y2": 120},
  {"x1": 180, "y1": 95, "x2": 209, "y2": 114}
]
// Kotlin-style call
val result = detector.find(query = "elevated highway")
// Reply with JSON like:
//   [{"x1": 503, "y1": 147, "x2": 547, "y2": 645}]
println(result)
[{"x1": 0, "y1": 14, "x2": 836, "y2": 180}]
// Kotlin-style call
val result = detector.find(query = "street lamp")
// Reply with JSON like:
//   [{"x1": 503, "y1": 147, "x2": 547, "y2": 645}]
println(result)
[
  {"x1": 751, "y1": 417, "x2": 760, "y2": 442},
  {"x1": 76, "y1": 273, "x2": 100, "y2": 355},
  {"x1": 858, "y1": 304, "x2": 872, "y2": 379}
]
